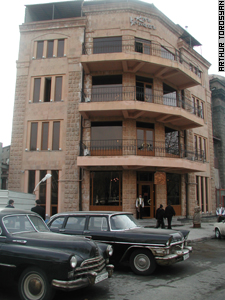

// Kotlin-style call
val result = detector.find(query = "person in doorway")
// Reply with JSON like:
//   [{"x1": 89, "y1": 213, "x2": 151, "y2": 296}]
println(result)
[
  {"x1": 164, "y1": 201, "x2": 176, "y2": 229},
  {"x1": 31, "y1": 199, "x2": 45, "y2": 220},
  {"x1": 156, "y1": 204, "x2": 165, "y2": 228},
  {"x1": 5, "y1": 199, "x2": 15, "y2": 208},
  {"x1": 136, "y1": 194, "x2": 144, "y2": 219},
  {"x1": 216, "y1": 203, "x2": 225, "y2": 222}
]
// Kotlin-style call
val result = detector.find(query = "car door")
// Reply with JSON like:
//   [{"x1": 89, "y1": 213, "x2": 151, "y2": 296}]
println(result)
[
  {"x1": 84, "y1": 216, "x2": 114, "y2": 243},
  {"x1": 62, "y1": 216, "x2": 86, "y2": 235},
  {"x1": 48, "y1": 216, "x2": 66, "y2": 233}
]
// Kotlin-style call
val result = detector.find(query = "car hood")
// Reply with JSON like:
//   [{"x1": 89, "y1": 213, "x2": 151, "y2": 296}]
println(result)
[
  {"x1": 115, "y1": 227, "x2": 187, "y2": 244},
  {"x1": 13, "y1": 231, "x2": 100, "y2": 259}
]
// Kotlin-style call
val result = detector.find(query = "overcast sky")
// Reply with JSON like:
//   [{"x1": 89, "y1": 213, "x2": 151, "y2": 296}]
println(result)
[{"x1": 0, "y1": 0, "x2": 222, "y2": 147}]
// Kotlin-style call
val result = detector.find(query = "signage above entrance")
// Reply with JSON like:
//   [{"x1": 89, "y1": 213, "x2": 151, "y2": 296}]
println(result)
[
  {"x1": 154, "y1": 172, "x2": 166, "y2": 185},
  {"x1": 130, "y1": 16, "x2": 156, "y2": 30}
]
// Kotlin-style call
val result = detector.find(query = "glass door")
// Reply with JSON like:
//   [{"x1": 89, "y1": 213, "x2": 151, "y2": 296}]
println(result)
[
  {"x1": 137, "y1": 128, "x2": 154, "y2": 156},
  {"x1": 139, "y1": 183, "x2": 154, "y2": 218}
]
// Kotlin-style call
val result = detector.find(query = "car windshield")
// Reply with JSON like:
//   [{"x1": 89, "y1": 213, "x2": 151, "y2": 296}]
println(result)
[
  {"x1": 3, "y1": 214, "x2": 49, "y2": 234},
  {"x1": 110, "y1": 214, "x2": 140, "y2": 230}
]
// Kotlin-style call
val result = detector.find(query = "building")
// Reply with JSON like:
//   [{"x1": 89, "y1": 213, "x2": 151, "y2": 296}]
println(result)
[
  {"x1": 0, "y1": 143, "x2": 10, "y2": 190},
  {"x1": 8, "y1": 0, "x2": 215, "y2": 218},
  {"x1": 210, "y1": 74, "x2": 225, "y2": 207}
]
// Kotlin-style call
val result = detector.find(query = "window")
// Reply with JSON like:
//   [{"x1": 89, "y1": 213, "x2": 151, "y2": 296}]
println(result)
[
  {"x1": 35, "y1": 39, "x2": 66, "y2": 59},
  {"x1": 88, "y1": 217, "x2": 108, "y2": 231},
  {"x1": 136, "y1": 76, "x2": 153, "y2": 102},
  {"x1": 163, "y1": 83, "x2": 177, "y2": 107},
  {"x1": 36, "y1": 41, "x2": 44, "y2": 59},
  {"x1": 90, "y1": 171, "x2": 122, "y2": 207},
  {"x1": 194, "y1": 135, "x2": 207, "y2": 161},
  {"x1": 44, "y1": 78, "x2": 51, "y2": 102},
  {"x1": 196, "y1": 176, "x2": 209, "y2": 213},
  {"x1": 51, "y1": 170, "x2": 59, "y2": 215},
  {"x1": 165, "y1": 127, "x2": 179, "y2": 156},
  {"x1": 41, "y1": 123, "x2": 49, "y2": 150},
  {"x1": 47, "y1": 40, "x2": 54, "y2": 58},
  {"x1": 92, "y1": 75, "x2": 122, "y2": 102},
  {"x1": 28, "y1": 170, "x2": 35, "y2": 194},
  {"x1": 33, "y1": 78, "x2": 41, "y2": 103},
  {"x1": 161, "y1": 46, "x2": 175, "y2": 60},
  {"x1": 167, "y1": 173, "x2": 181, "y2": 205},
  {"x1": 30, "y1": 122, "x2": 38, "y2": 151},
  {"x1": 65, "y1": 217, "x2": 86, "y2": 231},
  {"x1": 28, "y1": 121, "x2": 61, "y2": 151},
  {"x1": 93, "y1": 37, "x2": 122, "y2": 54},
  {"x1": 135, "y1": 38, "x2": 151, "y2": 54},
  {"x1": 31, "y1": 76, "x2": 63, "y2": 102},
  {"x1": 91, "y1": 121, "x2": 122, "y2": 155},
  {"x1": 57, "y1": 39, "x2": 65, "y2": 57},
  {"x1": 55, "y1": 76, "x2": 62, "y2": 102}
]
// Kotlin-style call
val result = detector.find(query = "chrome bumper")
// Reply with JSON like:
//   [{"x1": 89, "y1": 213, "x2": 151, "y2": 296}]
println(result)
[
  {"x1": 52, "y1": 264, "x2": 114, "y2": 291},
  {"x1": 155, "y1": 247, "x2": 192, "y2": 266}
]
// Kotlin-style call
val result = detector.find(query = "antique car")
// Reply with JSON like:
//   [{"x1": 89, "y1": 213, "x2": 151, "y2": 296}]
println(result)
[
  {"x1": 214, "y1": 219, "x2": 225, "y2": 238},
  {"x1": 0, "y1": 208, "x2": 114, "y2": 300},
  {"x1": 48, "y1": 211, "x2": 192, "y2": 276}
]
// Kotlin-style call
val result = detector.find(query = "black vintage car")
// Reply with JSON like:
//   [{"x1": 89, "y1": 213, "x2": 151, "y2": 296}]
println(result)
[
  {"x1": 48, "y1": 211, "x2": 192, "y2": 276},
  {"x1": 0, "y1": 208, "x2": 114, "y2": 300}
]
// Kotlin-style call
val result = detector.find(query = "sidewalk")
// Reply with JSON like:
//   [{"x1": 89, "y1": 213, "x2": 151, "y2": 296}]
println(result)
[{"x1": 137, "y1": 216, "x2": 216, "y2": 242}]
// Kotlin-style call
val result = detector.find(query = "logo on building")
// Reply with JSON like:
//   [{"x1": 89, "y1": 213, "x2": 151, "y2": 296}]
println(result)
[{"x1": 130, "y1": 16, "x2": 156, "y2": 30}]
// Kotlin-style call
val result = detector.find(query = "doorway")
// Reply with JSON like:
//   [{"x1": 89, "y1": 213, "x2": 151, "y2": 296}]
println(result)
[{"x1": 138, "y1": 183, "x2": 154, "y2": 218}]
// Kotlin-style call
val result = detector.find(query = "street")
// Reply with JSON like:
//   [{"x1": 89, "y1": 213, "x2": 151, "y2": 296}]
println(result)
[{"x1": 1, "y1": 238, "x2": 225, "y2": 300}]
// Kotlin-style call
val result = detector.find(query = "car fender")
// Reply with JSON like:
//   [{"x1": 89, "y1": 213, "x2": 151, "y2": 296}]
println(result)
[{"x1": 119, "y1": 245, "x2": 153, "y2": 263}]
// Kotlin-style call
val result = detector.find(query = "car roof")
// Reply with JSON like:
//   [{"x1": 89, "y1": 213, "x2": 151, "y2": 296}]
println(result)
[
  {"x1": 0, "y1": 208, "x2": 36, "y2": 217},
  {"x1": 51, "y1": 211, "x2": 133, "y2": 217}
]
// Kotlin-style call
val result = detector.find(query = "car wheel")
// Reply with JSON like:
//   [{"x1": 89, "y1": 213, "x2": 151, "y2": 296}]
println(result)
[
  {"x1": 215, "y1": 228, "x2": 221, "y2": 239},
  {"x1": 130, "y1": 249, "x2": 156, "y2": 275},
  {"x1": 18, "y1": 267, "x2": 54, "y2": 300}
]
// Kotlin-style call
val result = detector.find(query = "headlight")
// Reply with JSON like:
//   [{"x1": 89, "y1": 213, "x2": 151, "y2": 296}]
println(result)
[
  {"x1": 106, "y1": 245, "x2": 113, "y2": 257},
  {"x1": 70, "y1": 256, "x2": 77, "y2": 269}
]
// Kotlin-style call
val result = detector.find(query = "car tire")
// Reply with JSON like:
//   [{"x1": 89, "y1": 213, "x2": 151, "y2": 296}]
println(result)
[
  {"x1": 18, "y1": 267, "x2": 54, "y2": 300},
  {"x1": 130, "y1": 249, "x2": 156, "y2": 275},
  {"x1": 215, "y1": 228, "x2": 221, "y2": 239}
]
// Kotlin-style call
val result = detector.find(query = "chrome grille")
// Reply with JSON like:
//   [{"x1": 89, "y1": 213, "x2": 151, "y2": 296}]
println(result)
[
  {"x1": 170, "y1": 242, "x2": 184, "y2": 254},
  {"x1": 75, "y1": 256, "x2": 105, "y2": 277}
]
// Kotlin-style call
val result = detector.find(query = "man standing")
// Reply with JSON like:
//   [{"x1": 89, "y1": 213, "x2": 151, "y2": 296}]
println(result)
[
  {"x1": 5, "y1": 199, "x2": 15, "y2": 208},
  {"x1": 165, "y1": 201, "x2": 176, "y2": 229},
  {"x1": 31, "y1": 199, "x2": 45, "y2": 220},
  {"x1": 136, "y1": 194, "x2": 144, "y2": 219},
  {"x1": 156, "y1": 204, "x2": 165, "y2": 228},
  {"x1": 216, "y1": 203, "x2": 225, "y2": 222}
]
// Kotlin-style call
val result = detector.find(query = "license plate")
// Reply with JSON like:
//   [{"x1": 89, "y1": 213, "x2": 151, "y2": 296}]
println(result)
[
  {"x1": 183, "y1": 253, "x2": 189, "y2": 261},
  {"x1": 95, "y1": 272, "x2": 108, "y2": 284}
]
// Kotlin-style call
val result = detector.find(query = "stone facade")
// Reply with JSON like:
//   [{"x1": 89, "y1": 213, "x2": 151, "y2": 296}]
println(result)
[{"x1": 8, "y1": 0, "x2": 215, "y2": 219}]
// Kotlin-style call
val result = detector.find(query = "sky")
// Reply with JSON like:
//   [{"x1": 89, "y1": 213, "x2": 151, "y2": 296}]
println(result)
[{"x1": 0, "y1": 0, "x2": 223, "y2": 147}]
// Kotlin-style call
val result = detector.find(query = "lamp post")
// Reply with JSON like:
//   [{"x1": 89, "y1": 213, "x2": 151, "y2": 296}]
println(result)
[{"x1": 33, "y1": 174, "x2": 52, "y2": 194}]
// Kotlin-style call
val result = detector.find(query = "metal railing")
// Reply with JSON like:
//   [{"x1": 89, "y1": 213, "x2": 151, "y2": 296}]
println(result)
[
  {"x1": 82, "y1": 39, "x2": 202, "y2": 78},
  {"x1": 80, "y1": 139, "x2": 205, "y2": 162},
  {"x1": 81, "y1": 86, "x2": 203, "y2": 117}
]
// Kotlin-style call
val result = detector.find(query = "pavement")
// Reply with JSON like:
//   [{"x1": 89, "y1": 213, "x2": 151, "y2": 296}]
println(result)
[{"x1": 137, "y1": 216, "x2": 217, "y2": 243}]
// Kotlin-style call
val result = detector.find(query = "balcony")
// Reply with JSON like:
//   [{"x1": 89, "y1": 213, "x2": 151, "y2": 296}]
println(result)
[
  {"x1": 79, "y1": 86, "x2": 204, "y2": 129},
  {"x1": 81, "y1": 40, "x2": 202, "y2": 90},
  {"x1": 77, "y1": 139, "x2": 206, "y2": 173}
]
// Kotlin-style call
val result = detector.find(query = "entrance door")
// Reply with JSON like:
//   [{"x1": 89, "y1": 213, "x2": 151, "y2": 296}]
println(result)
[{"x1": 139, "y1": 183, "x2": 154, "y2": 218}]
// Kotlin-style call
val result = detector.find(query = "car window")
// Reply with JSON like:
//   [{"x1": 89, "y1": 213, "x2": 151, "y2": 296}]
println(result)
[
  {"x1": 3, "y1": 215, "x2": 36, "y2": 234},
  {"x1": 88, "y1": 217, "x2": 108, "y2": 231},
  {"x1": 110, "y1": 214, "x2": 139, "y2": 230},
  {"x1": 49, "y1": 217, "x2": 65, "y2": 229},
  {"x1": 65, "y1": 216, "x2": 86, "y2": 230},
  {"x1": 29, "y1": 215, "x2": 49, "y2": 232},
  {"x1": 0, "y1": 226, "x2": 2, "y2": 235}
]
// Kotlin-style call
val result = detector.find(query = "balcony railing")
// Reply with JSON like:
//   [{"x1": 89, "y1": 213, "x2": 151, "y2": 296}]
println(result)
[
  {"x1": 82, "y1": 39, "x2": 202, "y2": 78},
  {"x1": 80, "y1": 139, "x2": 205, "y2": 162},
  {"x1": 81, "y1": 86, "x2": 203, "y2": 117}
]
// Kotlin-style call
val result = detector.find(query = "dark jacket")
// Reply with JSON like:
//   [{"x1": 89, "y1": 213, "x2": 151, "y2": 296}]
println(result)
[
  {"x1": 31, "y1": 205, "x2": 45, "y2": 220},
  {"x1": 156, "y1": 208, "x2": 165, "y2": 220},
  {"x1": 165, "y1": 205, "x2": 175, "y2": 218}
]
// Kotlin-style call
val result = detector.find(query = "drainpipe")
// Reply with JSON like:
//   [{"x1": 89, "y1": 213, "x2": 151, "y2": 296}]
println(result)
[
  {"x1": 186, "y1": 173, "x2": 189, "y2": 219},
  {"x1": 79, "y1": 27, "x2": 86, "y2": 211}
]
